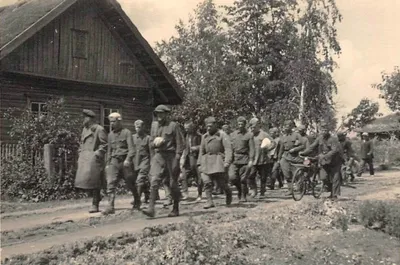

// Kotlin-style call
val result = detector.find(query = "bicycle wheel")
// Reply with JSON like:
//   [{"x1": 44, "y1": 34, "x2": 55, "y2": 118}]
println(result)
[
  {"x1": 292, "y1": 168, "x2": 306, "y2": 201},
  {"x1": 312, "y1": 171, "x2": 324, "y2": 199}
]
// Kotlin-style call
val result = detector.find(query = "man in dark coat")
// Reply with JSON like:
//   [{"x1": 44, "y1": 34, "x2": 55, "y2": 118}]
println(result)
[
  {"x1": 248, "y1": 118, "x2": 275, "y2": 198},
  {"x1": 180, "y1": 120, "x2": 203, "y2": 201},
  {"x1": 103, "y1": 112, "x2": 138, "y2": 215},
  {"x1": 278, "y1": 120, "x2": 305, "y2": 196},
  {"x1": 75, "y1": 109, "x2": 107, "y2": 213},
  {"x1": 229, "y1": 116, "x2": 255, "y2": 202},
  {"x1": 268, "y1": 127, "x2": 283, "y2": 189},
  {"x1": 357, "y1": 132, "x2": 375, "y2": 177},
  {"x1": 338, "y1": 132, "x2": 356, "y2": 182},
  {"x1": 143, "y1": 105, "x2": 185, "y2": 218},
  {"x1": 132, "y1": 120, "x2": 151, "y2": 205},
  {"x1": 301, "y1": 121, "x2": 342, "y2": 199},
  {"x1": 198, "y1": 117, "x2": 233, "y2": 208}
]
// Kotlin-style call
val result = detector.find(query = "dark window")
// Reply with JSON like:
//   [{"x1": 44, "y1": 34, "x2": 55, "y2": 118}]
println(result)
[
  {"x1": 31, "y1": 102, "x2": 47, "y2": 116},
  {"x1": 103, "y1": 108, "x2": 121, "y2": 133},
  {"x1": 72, "y1": 29, "x2": 88, "y2": 59}
]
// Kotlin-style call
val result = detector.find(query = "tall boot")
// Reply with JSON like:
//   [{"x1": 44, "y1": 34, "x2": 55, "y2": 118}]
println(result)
[
  {"x1": 168, "y1": 190, "x2": 180, "y2": 217},
  {"x1": 102, "y1": 191, "x2": 116, "y2": 215},
  {"x1": 203, "y1": 189, "x2": 215, "y2": 209},
  {"x1": 143, "y1": 185, "x2": 150, "y2": 203},
  {"x1": 239, "y1": 184, "x2": 247, "y2": 202},
  {"x1": 142, "y1": 187, "x2": 158, "y2": 218},
  {"x1": 225, "y1": 188, "x2": 232, "y2": 206},
  {"x1": 132, "y1": 187, "x2": 141, "y2": 210},
  {"x1": 89, "y1": 189, "x2": 100, "y2": 213}
]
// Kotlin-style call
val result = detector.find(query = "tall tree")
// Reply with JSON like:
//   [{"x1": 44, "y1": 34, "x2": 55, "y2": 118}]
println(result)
[
  {"x1": 155, "y1": 0, "x2": 247, "y2": 127},
  {"x1": 222, "y1": 0, "x2": 342, "y2": 128},
  {"x1": 341, "y1": 98, "x2": 381, "y2": 132},
  {"x1": 374, "y1": 66, "x2": 400, "y2": 112}
]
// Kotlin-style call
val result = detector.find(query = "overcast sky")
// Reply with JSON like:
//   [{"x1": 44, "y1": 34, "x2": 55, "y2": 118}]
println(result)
[{"x1": 1, "y1": 0, "x2": 399, "y2": 118}]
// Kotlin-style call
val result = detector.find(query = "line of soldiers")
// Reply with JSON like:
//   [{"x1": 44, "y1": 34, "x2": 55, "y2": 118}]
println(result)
[{"x1": 74, "y1": 106, "x2": 375, "y2": 217}]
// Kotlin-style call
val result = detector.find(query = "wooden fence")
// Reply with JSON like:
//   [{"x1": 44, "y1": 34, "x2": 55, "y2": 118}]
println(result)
[
  {"x1": 0, "y1": 142, "x2": 43, "y2": 162},
  {"x1": 0, "y1": 142, "x2": 77, "y2": 178}
]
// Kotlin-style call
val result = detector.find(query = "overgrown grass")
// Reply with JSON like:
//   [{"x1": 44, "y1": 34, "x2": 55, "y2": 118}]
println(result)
[
  {"x1": 358, "y1": 200, "x2": 400, "y2": 238},
  {"x1": 352, "y1": 139, "x2": 400, "y2": 167}
]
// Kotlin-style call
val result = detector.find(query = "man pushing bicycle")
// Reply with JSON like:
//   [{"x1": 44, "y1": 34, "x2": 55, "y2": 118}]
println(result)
[{"x1": 300, "y1": 121, "x2": 342, "y2": 200}]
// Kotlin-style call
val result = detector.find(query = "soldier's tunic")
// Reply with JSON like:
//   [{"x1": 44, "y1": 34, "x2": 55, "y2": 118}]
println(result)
[
  {"x1": 357, "y1": 139, "x2": 374, "y2": 176},
  {"x1": 149, "y1": 120, "x2": 184, "y2": 201},
  {"x1": 132, "y1": 133, "x2": 151, "y2": 188},
  {"x1": 248, "y1": 130, "x2": 274, "y2": 195},
  {"x1": 303, "y1": 134, "x2": 342, "y2": 197},
  {"x1": 268, "y1": 136, "x2": 283, "y2": 187},
  {"x1": 278, "y1": 131, "x2": 305, "y2": 183},
  {"x1": 198, "y1": 130, "x2": 232, "y2": 199},
  {"x1": 75, "y1": 124, "x2": 107, "y2": 189},
  {"x1": 228, "y1": 129, "x2": 255, "y2": 198},
  {"x1": 106, "y1": 128, "x2": 135, "y2": 192},
  {"x1": 180, "y1": 132, "x2": 202, "y2": 196}
]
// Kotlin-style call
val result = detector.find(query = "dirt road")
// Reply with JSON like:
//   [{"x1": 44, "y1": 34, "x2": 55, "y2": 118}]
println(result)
[{"x1": 1, "y1": 170, "x2": 399, "y2": 261}]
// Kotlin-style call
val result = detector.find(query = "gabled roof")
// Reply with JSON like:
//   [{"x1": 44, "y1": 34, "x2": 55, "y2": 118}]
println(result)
[
  {"x1": 356, "y1": 112, "x2": 400, "y2": 133},
  {"x1": 0, "y1": 0, "x2": 183, "y2": 104}
]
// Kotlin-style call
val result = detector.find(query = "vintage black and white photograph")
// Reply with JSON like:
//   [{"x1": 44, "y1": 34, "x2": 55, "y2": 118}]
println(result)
[{"x1": 0, "y1": 0, "x2": 399, "y2": 264}]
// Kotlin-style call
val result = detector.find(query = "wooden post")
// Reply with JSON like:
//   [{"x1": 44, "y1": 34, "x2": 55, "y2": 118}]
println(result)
[{"x1": 44, "y1": 144, "x2": 55, "y2": 179}]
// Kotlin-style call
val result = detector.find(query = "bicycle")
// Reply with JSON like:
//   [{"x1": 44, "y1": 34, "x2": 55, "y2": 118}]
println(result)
[{"x1": 291, "y1": 156, "x2": 325, "y2": 201}]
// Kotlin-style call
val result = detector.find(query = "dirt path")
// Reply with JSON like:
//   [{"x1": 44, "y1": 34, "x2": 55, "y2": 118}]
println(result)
[{"x1": 1, "y1": 170, "x2": 399, "y2": 261}]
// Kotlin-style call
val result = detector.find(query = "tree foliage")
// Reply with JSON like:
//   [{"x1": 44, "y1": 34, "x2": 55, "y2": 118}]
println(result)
[
  {"x1": 341, "y1": 98, "x2": 381, "y2": 132},
  {"x1": 374, "y1": 66, "x2": 400, "y2": 112},
  {"x1": 156, "y1": 0, "x2": 342, "y2": 129},
  {"x1": 1, "y1": 98, "x2": 83, "y2": 202}
]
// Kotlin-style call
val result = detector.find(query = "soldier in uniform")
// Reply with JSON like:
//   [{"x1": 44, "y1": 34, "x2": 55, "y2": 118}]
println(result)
[
  {"x1": 103, "y1": 113, "x2": 139, "y2": 215},
  {"x1": 278, "y1": 120, "x2": 306, "y2": 196},
  {"x1": 357, "y1": 132, "x2": 375, "y2": 177},
  {"x1": 75, "y1": 109, "x2": 107, "y2": 213},
  {"x1": 338, "y1": 132, "x2": 356, "y2": 182},
  {"x1": 229, "y1": 116, "x2": 255, "y2": 202},
  {"x1": 132, "y1": 120, "x2": 151, "y2": 205},
  {"x1": 180, "y1": 121, "x2": 203, "y2": 201},
  {"x1": 198, "y1": 117, "x2": 233, "y2": 208},
  {"x1": 143, "y1": 105, "x2": 185, "y2": 218},
  {"x1": 268, "y1": 127, "x2": 283, "y2": 189},
  {"x1": 248, "y1": 118, "x2": 275, "y2": 198},
  {"x1": 301, "y1": 121, "x2": 342, "y2": 199}
]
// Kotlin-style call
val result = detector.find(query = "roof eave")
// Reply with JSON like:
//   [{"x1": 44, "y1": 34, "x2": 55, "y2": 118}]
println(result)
[{"x1": 0, "y1": 0, "x2": 78, "y2": 60}]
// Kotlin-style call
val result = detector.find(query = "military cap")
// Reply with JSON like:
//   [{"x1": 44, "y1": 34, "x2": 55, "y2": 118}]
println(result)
[
  {"x1": 134, "y1": 120, "x2": 144, "y2": 126},
  {"x1": 108, "y1": 112, "x2": 122, "y2": 121},
  {"x1": 82, "y1": 109, "x2": 96, "y2": 118},
  {"x1": 205, "y1": 116, "x2": 216, "y2": 124},
  {"x1": 362, "y1": 132, "x2": 368, "y2": 136},
  {"x1": 154, "y1": 105, "x2": 171, "y2": 113},
  {"x1": 249, "y1": 118, "x2": 260, "y2": 126},
  {"x1": 237, "y1": 116, "x2": 247, "y2": 123}
]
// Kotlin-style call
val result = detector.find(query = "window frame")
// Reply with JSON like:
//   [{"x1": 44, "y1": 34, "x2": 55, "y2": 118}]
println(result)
[
  {"x1": 30, "y1": 101, "x2": 47, "y2": 117},
  {"x1": 101, "y1": 106, "x2": 121, "y2": 133},
  {"x1": 71, "y1": 29, "x2": 89, "y2": 60}
]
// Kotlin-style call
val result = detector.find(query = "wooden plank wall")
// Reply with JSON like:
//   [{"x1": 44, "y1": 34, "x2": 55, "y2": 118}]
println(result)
[
  {"x1": 1, "y1": 0, "x2": 152, "y2": 88},
  {"x1": 0, "y1": 75, "x2": 154, "y2": 143}
]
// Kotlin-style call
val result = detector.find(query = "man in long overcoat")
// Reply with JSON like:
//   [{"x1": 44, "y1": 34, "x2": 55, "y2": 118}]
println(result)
[
  {"x1": 75, "y1": 109, "x2": 107, "y2": 213},
  {"x1": 198, "y1": 117, "x2": 233, "y2": 208}
]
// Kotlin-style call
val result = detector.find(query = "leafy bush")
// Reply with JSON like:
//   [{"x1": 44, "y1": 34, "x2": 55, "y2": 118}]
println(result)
[
  {"x1": 1, "y1": 98, "x2": 84, "y2": 202},
  {"x1": 359, "y1": 200, "x2": 400, "y2": 238}
]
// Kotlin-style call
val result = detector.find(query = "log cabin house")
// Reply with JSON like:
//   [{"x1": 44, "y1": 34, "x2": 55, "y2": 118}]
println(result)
[{"x1": 0, "y1": 0, "x2": 183, "y2": 143}]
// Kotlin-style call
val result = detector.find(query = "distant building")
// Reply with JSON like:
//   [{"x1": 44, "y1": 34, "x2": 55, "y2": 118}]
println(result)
[{"x1": 355, "y1": 112, "x2": 400, "y2": 139}]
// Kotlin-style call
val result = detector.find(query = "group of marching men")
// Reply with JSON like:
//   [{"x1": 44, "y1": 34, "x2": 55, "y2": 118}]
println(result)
[{"x1": 74, "y1": 105, "x2": 375, "y2": 218}]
